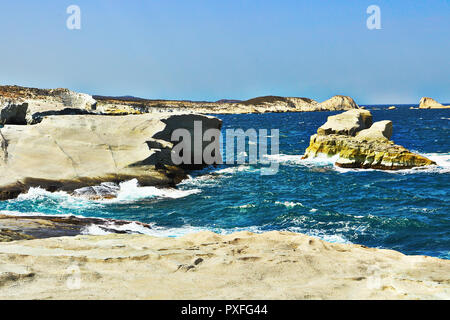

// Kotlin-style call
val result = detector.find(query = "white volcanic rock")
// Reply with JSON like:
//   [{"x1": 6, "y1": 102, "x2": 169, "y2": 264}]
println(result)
[
  {"x1": 0, "y1": 86, "x2": 98, "y2": 124},
  {"x1": 303, "y1": 110, "x2": 435, "y2": 170},
  {"x1": 419, "y1": 97, "x2": 450, "y2": 109},
  {"x1": 317, "y1": 109, "x2": 373, "y2": 136},
  {"x1": 0, "y1": 113, "x2": 222, "y2": 199},
  {"x1": 317, "y1": 95, "x2": 359, "y2": 111},
  {"x1": 356, "y1": 120, "x2": 393, "y2": 140},
  {"x1": 0, "y1": 231, "x2": 448, "y2": 299}
]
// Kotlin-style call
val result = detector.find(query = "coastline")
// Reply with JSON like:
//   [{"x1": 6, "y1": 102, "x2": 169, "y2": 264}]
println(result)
[
  {"x1": 1, "y1": 85, "x2": 449, "y2": 300},
  {"x1": 0, "y1": 230, "x2": 448, "y2": 300}
]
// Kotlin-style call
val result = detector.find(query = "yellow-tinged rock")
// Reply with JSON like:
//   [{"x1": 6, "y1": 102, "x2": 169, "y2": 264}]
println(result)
[{"x1": 303, "y1": 110, "x2": 436, "y2": 170}]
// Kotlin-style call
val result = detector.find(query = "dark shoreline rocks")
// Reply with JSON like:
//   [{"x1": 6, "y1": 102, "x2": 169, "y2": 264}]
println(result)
[{"x1": 0, "y1": 214, "x2": 153, "y2": 242}]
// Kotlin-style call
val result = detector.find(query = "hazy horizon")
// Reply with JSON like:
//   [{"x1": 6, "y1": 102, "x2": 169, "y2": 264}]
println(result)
[{"x1": 0, "y1": 0, "x2": 449, "y2": 105}]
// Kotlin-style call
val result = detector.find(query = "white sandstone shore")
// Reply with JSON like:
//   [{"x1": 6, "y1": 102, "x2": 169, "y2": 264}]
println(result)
[{"x1": 0, "y1": 231, "x2": 448, "y2": 300}]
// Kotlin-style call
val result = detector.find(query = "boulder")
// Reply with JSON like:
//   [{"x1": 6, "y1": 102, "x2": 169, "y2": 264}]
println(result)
[
  {"x1": 317, "y1": 95, "x2": 359, "y2": 111},
  {"x1": 0, "y1": 98, "x2": 28, "y2": 125},
  {"x1": 317, "y1": 109, "x2": 373, "y2": 136},
  {"x1": 0, "y1": 113, "x2": 222, "y2": 199},
  {"x1": 303, "y1": 110, "x2": 435, "y2": 170},
  {"x1": 0, "y1": 214, "x2": 154, "y2": 241},
  {"x1": 25, "y1": 88, "x2": 98, "y2": 124},
  {"x1": 0, "y1": 86, "x2": 97, "y2": 124},
  {"x1": 419, "y1": 97, "x2": 449, "y2": 109},
  {"x1": 356, "y1": 120, "x2": 392, "y2": 140}
]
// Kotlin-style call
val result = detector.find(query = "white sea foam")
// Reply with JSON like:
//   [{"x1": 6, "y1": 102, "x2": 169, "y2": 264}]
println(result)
[
  {"x1": 81, "y1": 221, "x2": 158, "y2": 236},
  {"x1": 263, "y1": 153, "x2": 338, "y2": 167},
  {"x1": 264, "y1": 154, "x2": 304, "y2": 164},
  {"x1": 275, "y1": 201, "x2": 304, "y2": 208},
  {"x1": 81, "y1": 224, "x2": 111, "y2": 235},
  {"x1": 334, "y1": 152, "x2": 450, "y2": 174},
  {"x1": 234, "y1": 203, "x2": 256, "y2": 209},
  {"x1": 16, "y1": 187, "x2": 72, "y2": 201},
  {"x1": 213, "y1": 165, "x2": 255, "y2": 174},
  {"x1": 81, "y1": 221, "x2": 265, "y2": 238},
  {"x1": 285, "y1": 226, "x2": 352, "y2": 244},
  {"x1": 0, "y1": 209, "x2": 85, "y2": 218},
  {"x1": 13, "y1": 179, "x2": 201, "y2": 204},
  {"x1": 114, "y1": 179, "x2": 201, "y2": 201},
  {"x1": 266, "y1": 151, "x2": 450, "y2": 175}
]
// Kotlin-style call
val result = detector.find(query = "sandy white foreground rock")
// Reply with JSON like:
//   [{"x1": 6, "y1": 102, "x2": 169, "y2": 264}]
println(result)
[{"x1": 0, "y1": 231, "x2": 448, "y2": 300}]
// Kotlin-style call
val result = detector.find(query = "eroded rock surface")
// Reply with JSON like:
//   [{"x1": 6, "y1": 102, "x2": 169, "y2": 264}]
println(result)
[
  {"x1": 0, "y1": 86, "x2": 97, "y2": 124},
  {"x1": 303, "y1": 110, "x2": 435, "y2": 170},
  {"x1": 0, "y1": 113, "x2": 222, "y2": 199},
  {"x1": 0, "y1": 231, "x2": 448, "y2": 299}
]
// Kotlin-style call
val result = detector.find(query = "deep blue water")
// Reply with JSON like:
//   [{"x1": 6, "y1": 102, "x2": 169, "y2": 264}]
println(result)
[{"x1": 1, "y1": 106, "x2": 449, "y2": 259}]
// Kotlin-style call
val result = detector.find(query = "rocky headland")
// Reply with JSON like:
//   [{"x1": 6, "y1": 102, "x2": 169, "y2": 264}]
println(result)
[
  {"x1": 0, "y1": 85, "x2": 359, "y2": 122},
  {"x1": 419, "y1": 97, "x2": 450, "y2": 109},
  {"x1": 0, "y1": 113, "x2": 221, "y2": 200},
  {"x1": 302, "y1": 109, "x2": 436, "y2": 170},
  {"x1": 94, "y1": 94, "x2": 359, "y2": 114},
  {"x1": 1, "y1": 84, "x2": 448, "y2": 300}
]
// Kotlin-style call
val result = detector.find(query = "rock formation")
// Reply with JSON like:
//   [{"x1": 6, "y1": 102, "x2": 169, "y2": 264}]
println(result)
[
  {"x1": 0, "y1": 85, "x2": 361, "y2": 117},
  {"x1": 0, "y1": 86, "x2": 97, "y2": 124},
  {"x1": 94, "y1": 94, "x2": 360, "y2": 114},
  {"x1": 0, "y1": 98, "x2": 28, "y2": 124},
  {"x1": 317, "y1": 95, "x2": 359, "y2": 111},
  {"x1": 302, "y1": 110, "x2": 435, "y2": 170},
  {"x1": 419, "y1": 97, "x2": 450, "y2": 109},
  {"x1": 0, "y1": 214, "x2": 153, "y2": 242},
  {"x1": 0, "y1": 113, "x2": 222, "y2": 200},
  {"x1": 0, "y1": 230, "x2": 448, "y2": 299}
]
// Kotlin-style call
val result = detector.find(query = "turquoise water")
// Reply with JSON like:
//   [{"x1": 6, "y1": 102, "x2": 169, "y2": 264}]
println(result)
[{"x1": 1, "y1": 106, "x2": 449, "y2": 259}]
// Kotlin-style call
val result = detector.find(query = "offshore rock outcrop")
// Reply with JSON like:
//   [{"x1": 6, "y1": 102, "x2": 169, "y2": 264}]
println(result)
[
  {"x1": 302, "y1": 110, "x2": 435, "y2": 170},
  {"x1": 317, "y1": 95, "x2": 359, "y2": 111},
  {"x1": 419, "y1": 97, "x2": 450, "y2": 109},
  {"x1": 0, "y1": 113, "x2": 222, "y2": 200}
]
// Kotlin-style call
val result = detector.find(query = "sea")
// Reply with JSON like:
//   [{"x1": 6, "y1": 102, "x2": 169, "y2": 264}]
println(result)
[{"x1": 1, "y1": 105, "x2": 449, "y2": 259}]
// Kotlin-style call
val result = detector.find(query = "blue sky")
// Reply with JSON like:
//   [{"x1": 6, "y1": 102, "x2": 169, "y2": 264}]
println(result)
[{"x1": 0, "y1": 0, "x2": 448, "y2": 104}]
